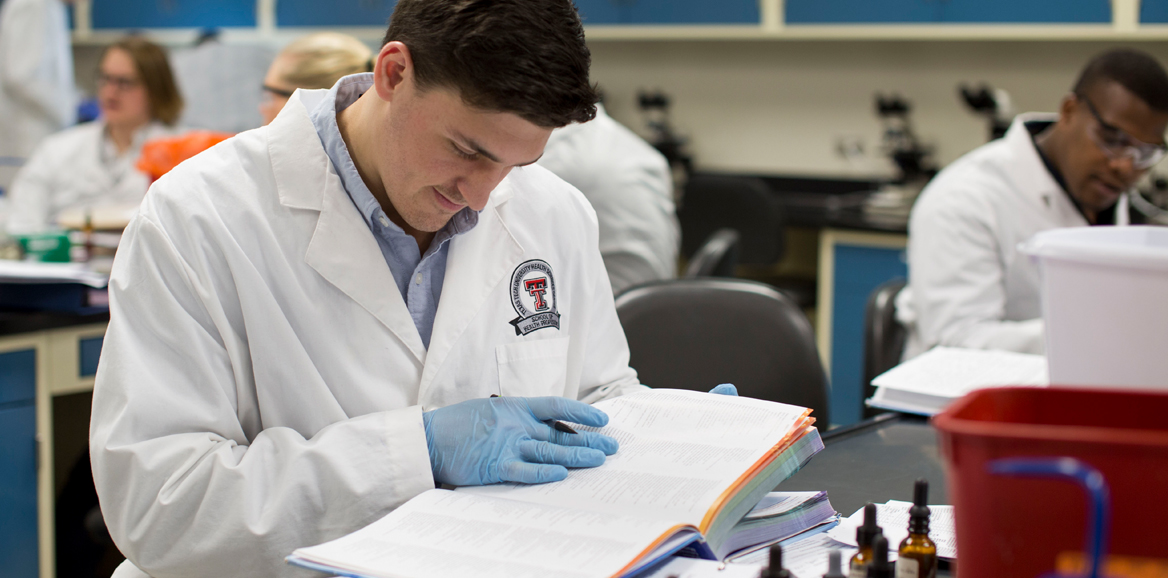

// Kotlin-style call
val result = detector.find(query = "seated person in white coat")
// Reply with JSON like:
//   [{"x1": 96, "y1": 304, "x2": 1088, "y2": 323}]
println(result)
[
  {"x1": 259, "y1": 32, "x2": 374, "y2": 126},
  {"x1": 538, "y1": 103, "x2": 680, "y2": 294},
  {"x1": 899, "y1": 48, "x2": 1168, "y2": 360},
  {"x1": 89, "y1": 2, "x2": 681, "y2": 576},
  {"x1": 6, "y1": 36, "x2": 183, "y2": 234}
]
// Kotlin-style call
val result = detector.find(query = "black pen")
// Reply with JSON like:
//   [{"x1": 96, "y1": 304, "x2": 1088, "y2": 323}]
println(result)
[{"x1": 490, "y1": 394, "x2": 578, "y2": 434}]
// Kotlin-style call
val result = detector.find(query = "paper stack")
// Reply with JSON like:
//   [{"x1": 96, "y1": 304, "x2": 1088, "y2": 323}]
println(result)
[{"x1": 868, "y1": 346, "x2": 1048, "y2": 415}]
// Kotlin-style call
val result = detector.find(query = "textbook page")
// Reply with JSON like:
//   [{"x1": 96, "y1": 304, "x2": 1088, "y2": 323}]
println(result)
[
  {"x1": 872, "y1": 347, "x2": 1047, "y2": 397},
  {"x1": 459, "y1": 389, "x2": 812, "y2": 528},
  {"x1": 289, "y1": 489, "x2": 696, "y2": 578}
]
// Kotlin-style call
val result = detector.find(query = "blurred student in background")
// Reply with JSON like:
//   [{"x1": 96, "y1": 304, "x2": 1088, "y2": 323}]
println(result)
[
  {"x1": 0, "y1": 0, "x2": 76, "y2": 192},
  {"x1": 259, "y1": 32, "x2": 373, "y2": 125},
  {"x1": 6, "y1": 36, "x2": 183, "y2": 234},
  {"x1": 538, "y1": 104, "x2": 679, "y2": 295}
]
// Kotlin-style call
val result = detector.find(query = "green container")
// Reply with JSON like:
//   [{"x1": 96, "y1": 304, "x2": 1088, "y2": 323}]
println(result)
[{"x1": 15, "y1": 232, "x2": 72, "y2": 262}]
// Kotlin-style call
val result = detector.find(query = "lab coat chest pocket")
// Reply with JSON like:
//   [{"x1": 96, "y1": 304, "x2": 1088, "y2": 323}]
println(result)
[{"x1": 495, "y1": 337, "x2": 571, "y2": 398}]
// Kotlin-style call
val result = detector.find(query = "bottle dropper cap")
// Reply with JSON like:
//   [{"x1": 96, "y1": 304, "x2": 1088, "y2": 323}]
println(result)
[
  {"x1": 823, "y1": 549, "x2": 847, "y2": 578},
  {"x1": 760, "y1": 543, "x2": 792, "y2": 578},
  {"x1": 868, "y1": 535, "x2": 892, "y2": 578},
  {"x1": 856, "y1": 502, "x2": 880, "y2": 548},
  {"x1": 909, "y1": 478, "x2": 931, "y2": 533}
]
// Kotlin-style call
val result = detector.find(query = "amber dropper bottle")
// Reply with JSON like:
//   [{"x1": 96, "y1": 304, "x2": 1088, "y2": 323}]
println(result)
[
  {"x1": 896, "y1": 479, "x2": 937, "y2": 578},
  {"x1": 849, "y1": 503, "x2": 881, "y2": 578}
]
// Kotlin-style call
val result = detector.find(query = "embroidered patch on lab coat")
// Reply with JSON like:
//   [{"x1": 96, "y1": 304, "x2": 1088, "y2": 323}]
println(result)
[{"x1": 509, "y1": 259, "x2": 561, "y2": 336}]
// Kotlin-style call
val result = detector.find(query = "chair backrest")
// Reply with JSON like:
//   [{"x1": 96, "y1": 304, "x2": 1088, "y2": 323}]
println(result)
[
  {"x1": 615, "y1": 278, "x2": 830, "y2": 428},
  {"x1": 678, "y1": 173, "x2": 784, "y2": 265},
  {"x1": 862, "y1": 279, "x2": 908, "y2": 415},
  {"x1": 684, "y1": 228, "x2": 740, "y2": 278}
]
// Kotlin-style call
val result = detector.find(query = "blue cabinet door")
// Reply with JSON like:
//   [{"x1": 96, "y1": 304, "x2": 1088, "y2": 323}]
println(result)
[
  {"x1": 830, "y1": 245, "x2": 906, "y2": 426},
  {"x1": 277, "y1": 0, "x2": 397, "y2": 26},
  {"x1": 0, "y1": 404, "x2": 37, "y2": 578},
  {"x1": 575, "y1": 0, "x2": 760, "y2": 24},
  {"x1": 0, "y1": 348, "x2": 38, "y2": 577},
  {"x1": 1142, "y1": 0, "x2": 1168, "y2": 22},
  {"x1": 940, "y1": 0, "x2": 1110, "y2": 23},
  {"x1": 787, "y1": 0, "x2": 1110, "y2": 24},
  {"x1": 92, "y1": 0, "x2": 256, "y2": 29},
  {"x1": 786, "y1": 0, "x2": 939, "y2": 24}
]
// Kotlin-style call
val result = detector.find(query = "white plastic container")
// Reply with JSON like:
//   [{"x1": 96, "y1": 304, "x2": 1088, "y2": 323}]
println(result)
[{"x1": 1020, "y1": 226, "x2": 1168, "y2": 390}]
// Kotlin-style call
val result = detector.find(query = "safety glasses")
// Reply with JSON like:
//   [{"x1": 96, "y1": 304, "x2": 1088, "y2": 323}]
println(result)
[{"x1": 1077, "y1": 94, "x2": 1168, "y2": 170}]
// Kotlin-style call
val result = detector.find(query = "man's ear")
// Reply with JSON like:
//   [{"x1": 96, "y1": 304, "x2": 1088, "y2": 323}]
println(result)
[
  {"x1": 373, "y1": 41, "x2": 412, "y2": 103},
  {"x1": 1057, "y1": 93, "x2": 1078, "y2": 127}
]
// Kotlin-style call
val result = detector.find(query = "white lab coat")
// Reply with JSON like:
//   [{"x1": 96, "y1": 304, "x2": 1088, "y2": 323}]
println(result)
[
  {"x1": 91, "y1": 89, "x2": 643, "y2": 578},
  {"x1": 538, "y1": 103, "x2": 679, "y2": 295},
  {"x1": 0, "y1": 0, "x2": 75, "y2": 170},
  {"x1": 5, "y1": 120, "x2": 179, "y2": 234},
  {"x1": 898, "y1": 113, "x2": 1108, "y2": 360}
]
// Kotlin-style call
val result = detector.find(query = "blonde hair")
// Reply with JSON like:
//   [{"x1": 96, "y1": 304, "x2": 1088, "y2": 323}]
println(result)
[{"x1": 277, "y1": 33, "x2": 374, "y2": 90}]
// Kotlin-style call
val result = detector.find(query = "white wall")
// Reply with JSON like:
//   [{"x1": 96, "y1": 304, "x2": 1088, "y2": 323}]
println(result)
[{"x1": 589, "y1": 40, "x2": 1168, "y2": 178}]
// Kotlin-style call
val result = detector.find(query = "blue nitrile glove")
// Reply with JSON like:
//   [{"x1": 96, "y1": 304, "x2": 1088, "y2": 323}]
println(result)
[
  {"x1": 709, "y1": 383, "x2": 738, "y2": 396},
  {"x1": 422, "y1": 396, "x2": 619, "y2": 486}
]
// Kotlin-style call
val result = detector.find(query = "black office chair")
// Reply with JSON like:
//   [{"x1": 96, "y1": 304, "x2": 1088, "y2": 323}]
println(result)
[
  {"x1": 615, "y1": 278, "x2": 830, "y2": 428},
  {"x1": 683, "y1": 228, "x2": 740, "y2": 278},
  {"x1": 862, "y1": 279, "x2": 908, "y2": 417},
  {"x1": 679, "y1": 173, "x2": 784, "y2": 265},
  {"x1": 678, "y1": 173, "x2": 815, "y2": 307}
]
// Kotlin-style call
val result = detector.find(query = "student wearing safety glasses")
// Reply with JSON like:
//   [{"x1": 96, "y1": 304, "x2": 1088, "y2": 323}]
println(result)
[{"x1": 898, "y1": 48, "x2": 1168, "y2": 360}]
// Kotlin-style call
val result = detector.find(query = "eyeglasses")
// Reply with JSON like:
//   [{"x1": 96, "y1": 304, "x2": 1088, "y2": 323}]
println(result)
[
  {"x1": 1077, "y1": 93, "x2": 1168, "y2": 170},
  {"x1": 96, "y1": 73, "x2": 142, "y2": 92},
  {"x1": 262, "y1": 84, "x2": 296, "y2": 99}
]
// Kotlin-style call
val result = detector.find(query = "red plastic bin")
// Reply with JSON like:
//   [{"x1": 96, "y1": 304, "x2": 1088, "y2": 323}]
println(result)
[{"x1": 932, "y1": 387, "x2": 1168, "y2": 578}]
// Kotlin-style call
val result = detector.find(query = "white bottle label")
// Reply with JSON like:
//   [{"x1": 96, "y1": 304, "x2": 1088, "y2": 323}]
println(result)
[
  {"x1": 896, "y1": 557, "x2": 920, "y2": 578},
  {"x1": 849, "y1": 565, "x2": 868, "y2": 578}
]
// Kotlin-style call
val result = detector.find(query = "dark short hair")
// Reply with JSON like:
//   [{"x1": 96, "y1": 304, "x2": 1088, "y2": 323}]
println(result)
[
  {"x1": 383, "y1": 0, "x2": 598, "y2": 128},
  {"x1": 102, "y1": 36, "x2": 184, "y2": 126},
  {"x1": 1073, "y1": 48, "x2": 1168, "y2": 113}
]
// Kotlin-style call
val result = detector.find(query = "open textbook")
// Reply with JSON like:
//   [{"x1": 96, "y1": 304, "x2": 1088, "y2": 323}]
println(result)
[
  {"x1": 288, "y1": 389, "x2": 823, "y2": 578},
  {"x1": 868, "y1": 346, "x2": 1048, "y2": 415}
]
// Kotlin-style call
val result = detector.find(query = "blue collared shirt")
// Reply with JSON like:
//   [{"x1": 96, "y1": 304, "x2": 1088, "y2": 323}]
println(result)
[{"x1": 309, "y1": 73, "x2": 478, "y2": 348}]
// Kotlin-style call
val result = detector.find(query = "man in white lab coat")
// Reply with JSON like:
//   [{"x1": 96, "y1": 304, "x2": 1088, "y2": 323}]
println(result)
[
  {"x1": 90, "y1": 2, "x2": 649, "y2": 577},
  {"x1": 538, "y1": 103, "x2": 680, "y2": 295},
  {"x1": 899, "y1": 48, "x2": 1168, "y2": 360},
  {"x1": 0, "y1": 0, "x2": 75, "y2": 191}
]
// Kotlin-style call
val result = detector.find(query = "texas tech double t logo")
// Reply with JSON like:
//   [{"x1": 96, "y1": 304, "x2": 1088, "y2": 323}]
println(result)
[{"x1": 509, "y1": 260, "x2": 560, "y2": 336}]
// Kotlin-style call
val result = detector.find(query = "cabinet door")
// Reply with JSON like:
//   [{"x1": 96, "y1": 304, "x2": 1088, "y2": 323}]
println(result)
[
  {"x1": 830, "y1": 245, "x2": 907, "y2": 426},
  {"x1": 785, "y1": 0, "x2": 939, "y2": 24},
  {"x1": 940, "y1": 0, "x2": 1111, "y2": 23},
  {"x1": 1142, "y1": 0, "x2": 1168, "y2": 22},
  {"x1": 92, "y1": 0, "x2": 256, "y2": 29},
  {"x1": 575, "y1": 0, "x2": 760, "y2": 25},
  {"x1": 0, "y1": 349, "x2": 35, "y2": 406},
  {"x1": 0, "y1": 404, "x2": 38, "y2": 578},
  {"x1": 277, "y1": 0, "x2": 397, "y2": 27}
]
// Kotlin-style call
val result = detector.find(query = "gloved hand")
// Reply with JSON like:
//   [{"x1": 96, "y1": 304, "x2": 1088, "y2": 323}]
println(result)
[
  {"x1": 709, "y1": 383, "x2": 738, "y2": 396},
  {"x1": 422, "y1": 396, "x2": 619, "y2": 486}
]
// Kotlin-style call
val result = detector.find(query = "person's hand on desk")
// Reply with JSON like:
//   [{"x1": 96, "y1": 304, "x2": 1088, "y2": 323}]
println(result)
[
  {"x1": 709, "y1": 384, "x2": 738, "y2": 396},
  {"x1": 423, "y1": 396, "x2": 619, "y2": 486}
]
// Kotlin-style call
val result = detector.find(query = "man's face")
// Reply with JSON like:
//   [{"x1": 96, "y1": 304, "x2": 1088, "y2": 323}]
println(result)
[
  {"x1": 97, "y1": 48, "x2": 152, "y2": 131},
  {"x1": 1060, "y1": 81, "x2": 1168, "y2": 214},
  {"x1": 374, "y1": 75, "x2": 551, "y2": 235}
]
